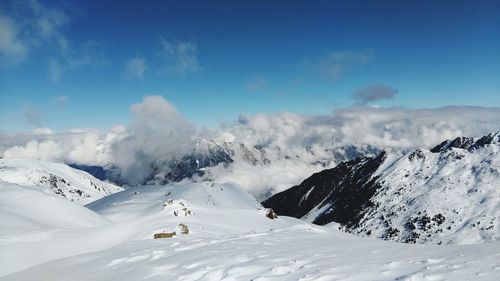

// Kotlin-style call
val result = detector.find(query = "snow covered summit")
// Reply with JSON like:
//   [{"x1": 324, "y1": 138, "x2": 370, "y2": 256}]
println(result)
[
  {"x1": 264, "y1": 132, "x2": 500, "y2": 244},
  {"x1": 0, "y1": 158, "x2": 122, "y2": 205},
  {"x1": 430, "y1": 131, "x2": 500, "y2": 152}
]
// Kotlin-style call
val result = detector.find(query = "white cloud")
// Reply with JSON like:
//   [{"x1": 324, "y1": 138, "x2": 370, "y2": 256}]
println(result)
[
  {"x1": 318, "y1": 49, "x2": 373, "y2": 80},
  {"x1": 204, "y1": 156, "x2": 321, "y2": 200},
  {"x1": 48, "y1": 58, "x2": 63, "y2": 82},
  {"x1": 246, "y1": 75, "x2": 268, "y2": 92},
  {"x1": 2, "y1": 102, "x2": 500, "y2": 198},
  {"x1": 1, "y1": 128, "x2": 115, "y2": 165},
  {"x1": 22, "y1": 103, "x2": 42, "y2": 127},
  {"x1": 54, "y1": 95, "x2": 68, "y2": 109},
  {"x1": 160, "y1": 38, "x2": 200, "y2": 75},
  {"x1": 48, "y1": 42, "x2": 99, "y2": 83},
  {"x1": 1, "y1": 0, "x2": 98, "y2": 82},
  {"x1": 111, "y1": 96, "x2": 197, "y2": 184},
  {"x1": 31, "y1": 128, "x2": 54, "y2": 135},
  {"x1": 202, "y1": 106, "x2": 500, "y2": 198},
  {"x1": 125, "y1": 57, "x2": 147, "y2": 80},
  {"x1": 0, "y1": 14, "x2": 29, "y2": 64},
  {"x1": 21, "y1": 0, "x2": 68, "y2": 50},
  {"x1": 4, "y1": 139, "x2": 62, "y2": 161},
  {"x1": 35, "y1": 8, "x2": 67, "y2": 41},
  {"x1": 224, "y1": 106, "x2": 500, "y2": 152},
  {"x1": 1, "y1": 0, "x2": 68, "y2": 64},
  {"x1": 1, "y1": 96, "x2": 198, "y2": 178}
]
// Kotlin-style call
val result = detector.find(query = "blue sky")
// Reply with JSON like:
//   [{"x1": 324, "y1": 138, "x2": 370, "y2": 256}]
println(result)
[{"x1": 1, "y1": 0, "x2": 499, "y2": 132}]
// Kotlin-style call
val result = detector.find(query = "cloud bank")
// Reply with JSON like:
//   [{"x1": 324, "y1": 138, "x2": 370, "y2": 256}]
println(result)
[
  {"x1": 2, "y1": 96, "x2": 500, "y2": 198},
  {"x1": 223, "y1": 106, "x2": 500, "y2": 151},
  {"x1": 1, "y1": 128, "x2": 116, "y2": 165},
  {"x1": 207, "y1": 106, "x2": 500, "y2": 198}
]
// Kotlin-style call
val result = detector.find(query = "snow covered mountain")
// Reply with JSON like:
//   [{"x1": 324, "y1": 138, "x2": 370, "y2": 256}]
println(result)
[
  {"x1": 154, "y1": 140, "x2": 380, "y2": 184},
  {"x1": 70, "y1": 139, "x2": 261, "y2": 185},
  {"x1": 0, "y1": 158, "x2": 122, "y2": 205},
  {"x1": 263, "y1": 132, "x2": 500, "y2": 244},
  {"x1": 144, "y1": 139, "x2": 236, "y2": 184},
  {"x1": 3, "y1": 134, "x2": 499, "y2": 279},
  {"x1": 66, "y1": 137, "x2": 379, "y2": 200},
  {"x1": 85, "y1": 138, "x2": 381, "y2": 200},
  {"x1": 430, "y1": 132, "x2": 500, "y2": 152}
]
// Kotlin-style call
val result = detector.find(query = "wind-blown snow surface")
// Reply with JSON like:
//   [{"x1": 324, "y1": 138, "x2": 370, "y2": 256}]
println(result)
[
  {"x1": 0, "y1": 158, "x2": 122, "y2": 204},
  {"x1": 0, "y1": 182, "x2": 109, "y2": 238},
  {"x1": 0, "y1": 181, "x2": 289, "y2": 277},
  {"x1": 1, "y1": 180, "x2": 500, "y2": 280}
]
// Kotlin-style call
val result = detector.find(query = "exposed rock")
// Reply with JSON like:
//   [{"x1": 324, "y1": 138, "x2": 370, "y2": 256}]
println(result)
[
  {"x1": 430, "y1": 132, "x2": 500, "y2": 153},
  {"x1": 265, "y1": 208, "x2": 278, "y2": 219},
  {"x1": 164, "y1": 199, "x2": 193, "y2": 217},
  {"x1": 263, "y1": 152, "x2": 386, "y2": 227},
  {"x1": 154, "y1": 232, "x2": 176, "y2": 239},
  {"x1": 178, "y1": 223, "x2": 189, "y2": 234}
]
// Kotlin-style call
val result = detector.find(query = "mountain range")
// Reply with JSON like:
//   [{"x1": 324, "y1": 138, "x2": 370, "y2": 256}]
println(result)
[
  {"x1": 71, "y1": 138, "x2": 381, "y2": 194},
  {"x1": 1, "y1": 132, "x2": 499, "y2": 279},
  {"x1": 263, "y1": 132, "x2": 500, "y2": 244}
]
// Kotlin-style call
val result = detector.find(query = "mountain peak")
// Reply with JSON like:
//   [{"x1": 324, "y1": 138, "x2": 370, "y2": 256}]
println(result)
[
  {"x1": 430, "y1": 132, "x2": 500, "y2": 152},
  {"x1": 264, "y1": 132, "x2": 500, "y2": 244},
  {"x1": 0, "y1": 158, "x2": 123, "y2": 205}
]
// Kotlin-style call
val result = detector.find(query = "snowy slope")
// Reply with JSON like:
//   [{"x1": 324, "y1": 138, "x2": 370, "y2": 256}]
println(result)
[
  {"x1": 4, "y1": 215, "x2": 500, "y2": 280},
  {"x1": 355, "y1": 144, "x2": 500, "y2": 244},
  {"x1": 0, "y1": 182, "x2": 113, "y2": 275},
  {"x1": 0, "y1": 181, "x2": 288, "y2": 277},
  {"x1": 0, "y1": 158, "x2": 122, "y2": 205},
  {"x1": 1, "y1": 179, "x2": 500, "y2": 280},
  {"x1": 86, "y1": 180, "x2": 286, "y2": 236},
  {"x1": 0, "y1": 182, "x2": 109, "y2": 237},
  {"x1": 264, "y1": 132, "x2": 500, "y2": 244}
]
